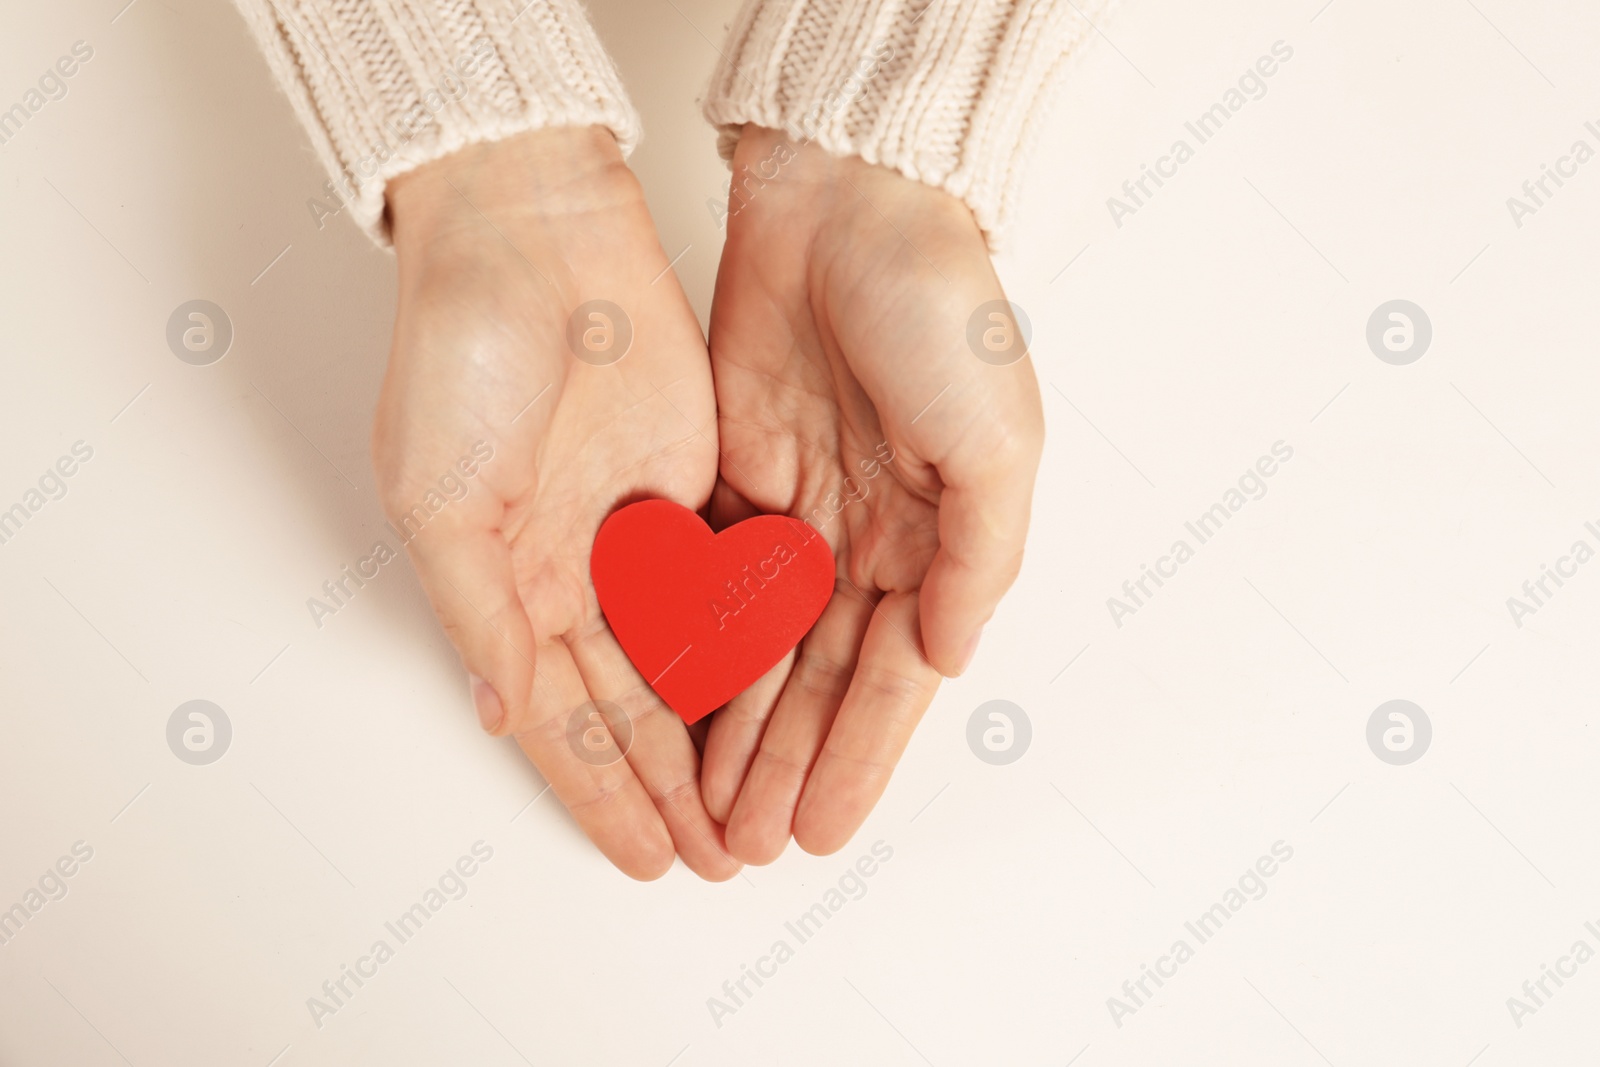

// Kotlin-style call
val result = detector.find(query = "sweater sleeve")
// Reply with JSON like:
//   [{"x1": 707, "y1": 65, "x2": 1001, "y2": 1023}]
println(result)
[
  {"x1": 230, "y1": 0, "x2": 640, "y2": 246},
  {"x1": 702, "y1": 0, "x2": 1109, "y2": 245}
]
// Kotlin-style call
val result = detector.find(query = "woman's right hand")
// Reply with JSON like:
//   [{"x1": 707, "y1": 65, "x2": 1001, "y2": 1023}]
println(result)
[{"x1": 377, "y1": 126, "x2": 739, "y2": 881}]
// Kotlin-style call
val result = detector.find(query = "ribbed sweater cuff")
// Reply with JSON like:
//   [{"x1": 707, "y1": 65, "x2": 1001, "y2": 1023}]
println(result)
[
  {"x1": 232, "y1": 0, "x2": 641, "y2": 246},
  {"x1": 703, "y1": 0, "x2": 1108, "y2": 246}
]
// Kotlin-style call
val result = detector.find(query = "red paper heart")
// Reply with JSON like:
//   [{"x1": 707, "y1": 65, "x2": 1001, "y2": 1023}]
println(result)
[{"x1": 591, "y1": 499, "x2": 835, "y2": 724}]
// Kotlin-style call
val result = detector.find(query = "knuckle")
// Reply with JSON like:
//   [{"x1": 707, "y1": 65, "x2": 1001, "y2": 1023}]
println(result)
[
  {"x1": 508, "y1": 705, "x2": 566, "y2": 750},
  {"x1": 652, "y1": 774, "x2": 701, "y2": 811},
  {"x1": 566, "y1": 774, "x2": 630, "y2": 817},
  {"x1": 849, "y1": 662, "x2": 933, "y2": 724},
  {"x1": 791, "y1": 650, "x2": 853, "y2": 703},
  {"x1": 752, "y1": 743, "x2": 813, "y2": 785}
]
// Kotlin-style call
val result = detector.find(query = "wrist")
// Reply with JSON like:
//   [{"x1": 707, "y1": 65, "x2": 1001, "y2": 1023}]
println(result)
[
  {"x1": 387, "y1": 125, "x2": 636, "y2": 257},
  {"x1": 726, "y1": 125, "x2": 982, "y2": 276}
]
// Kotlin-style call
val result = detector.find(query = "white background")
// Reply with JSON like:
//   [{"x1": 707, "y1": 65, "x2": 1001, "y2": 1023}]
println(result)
[{"x1": 3, "y1": 0, "x2": 1599, "y2": 1064}]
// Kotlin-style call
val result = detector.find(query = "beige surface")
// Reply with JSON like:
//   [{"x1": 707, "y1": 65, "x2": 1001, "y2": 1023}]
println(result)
[{"x1": 3, "y1": 0, "x2": 1599, "y2": 1064}]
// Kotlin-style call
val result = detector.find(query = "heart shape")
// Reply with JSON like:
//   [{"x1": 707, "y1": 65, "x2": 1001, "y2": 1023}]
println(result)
[{"x1": 591, "y1": 499, "x2": 835, "y2": 724}]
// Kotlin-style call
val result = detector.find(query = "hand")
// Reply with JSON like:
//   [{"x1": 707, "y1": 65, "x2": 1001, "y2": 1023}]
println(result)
[
  {"x1": 377, "y1": 127, "x2": 738, "y2": 880},
  {"x1": 701, "y1": 126, "x2": 1045, "y2": 862}
]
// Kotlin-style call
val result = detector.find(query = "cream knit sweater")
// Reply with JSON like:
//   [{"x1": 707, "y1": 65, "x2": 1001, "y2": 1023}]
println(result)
[{"x1": 232, "y1": 0, "x2": 1107, "y2": 245}]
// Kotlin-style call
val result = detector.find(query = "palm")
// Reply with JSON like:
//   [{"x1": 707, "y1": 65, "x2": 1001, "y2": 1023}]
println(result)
[
  {"x1": 711, "y1": 272, "x2": 948, "y2": 641},
  {"x1": 701, "y1": 129, "x2": 1044, "y2": 862},
  {"x1": 377, "y1": 134, "x2": 736, "y2": 880},
  {"x1": 496, "y1": 312, "x2": 717, "y2": 647}
]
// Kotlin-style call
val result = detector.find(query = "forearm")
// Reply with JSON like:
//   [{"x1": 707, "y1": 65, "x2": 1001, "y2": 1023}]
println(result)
[
  {"x1": 704, "y1": 0, "x2": 1112, "y2": 244},
  {"x1": 230, "y1": 0, "x2": 639, "y2": 245}
]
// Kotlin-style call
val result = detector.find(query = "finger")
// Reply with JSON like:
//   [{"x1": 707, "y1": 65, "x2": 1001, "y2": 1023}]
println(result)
[
  {"x1": 701, "y1": 648, "x2": 794, "y2": 823},
  {"x1": 708, "y1": 477, "x2": 761, "y2": 531},
  {"x1": 794, "y1": 590, "x2": 941, "y2": 855},
  {"x1": 510, "y1": 639, "x2": 677, "y2": 880},
  {"x1": 918, "y1": 422, "x2": 1042, "y2": 676},
  {"x1": 569, "y1": 625, "x2": 744, "y2": 882},
  {"x1": 403, "y1": 524, "x2": 537, "y2": 738},
  {"x1": 685, "y1": 713, "x2": 713, "y2": 756},
  {"x1": 724, "y1": 586, "x2": 873, "y2": 865},
  {"x1": 703, "y1": 476, "x2": 795, "y2": 820}
]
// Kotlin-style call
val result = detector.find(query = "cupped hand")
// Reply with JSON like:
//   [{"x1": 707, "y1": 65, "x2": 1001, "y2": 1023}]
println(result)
[
  {"x1": 702, "y1": 126, "x2": 1044, "y2": 862},
  {"x1": 377, "y1": 126, "x2": 738, "y2": 880}
]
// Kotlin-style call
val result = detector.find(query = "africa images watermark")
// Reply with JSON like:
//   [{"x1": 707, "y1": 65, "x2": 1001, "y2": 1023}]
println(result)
[
  {"x1": 0, "y1": 440, "x2": 95, "y2": 548},
  {"x1": 1503, "y1": 916, "x2": 1600, "y2": 1029},
  {"x1": 1503, "y1": 518, "x2": 1600, "y2": 629},
  {"x1": 707, "y1": 38, "x2": 895, "y2": 230},
  {"x1": 0, "y1": 39, "x2": 95, "y2": 149},
  {"x1": 1106, "y1": 840, "x2": 1295, "y2": 1028},
  {"x1": 799, "y1": 439, "x2": 896, "y2": 537},
  {"x1": 1505, "y1": 119, "x2": 1600, "y2": 229},
  {"x1": 304, "y1": 840, "x2": 494, "y2": 1029},
  {"x1": 706, "y1": 840, "x2": 895, "y2": 1028},
  {"x1": 1106, "y1": 441, "x2": 1295, "y2": 628},
  {"x1": 1107, "y1": 40, "x2": 1295, "y2": 227},
  {"x1": 0, "y1": 841, "x2": 95, "y2": 949},
  {"x1": 305, "y1": 440, "x2": 494, "y2": 629}
]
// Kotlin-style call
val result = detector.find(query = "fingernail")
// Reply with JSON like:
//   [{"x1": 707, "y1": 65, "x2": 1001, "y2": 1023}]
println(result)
[
  {"x1": 956, "y1": 629, "x2": 983, "y2": 675},
  {"x1": 469, "y1": 674, "x2": 504, "y2": 733}
]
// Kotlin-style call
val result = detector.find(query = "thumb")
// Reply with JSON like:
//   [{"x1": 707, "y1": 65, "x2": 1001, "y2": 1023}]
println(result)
[
  {"x1": 403, "y1": 521, "x2": 538, "y2": 736},
  {"x1": 918, "y1": 425, "x2": 1041, "y2": 677}
]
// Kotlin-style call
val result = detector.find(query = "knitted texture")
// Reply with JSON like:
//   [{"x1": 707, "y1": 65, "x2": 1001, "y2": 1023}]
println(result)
[
  {"x1": 231, "y1": 0, "x2": 640, "y2": 245},
  {"x1": 703, "y1": 0, "x2": 1110, "y2": 244}
]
